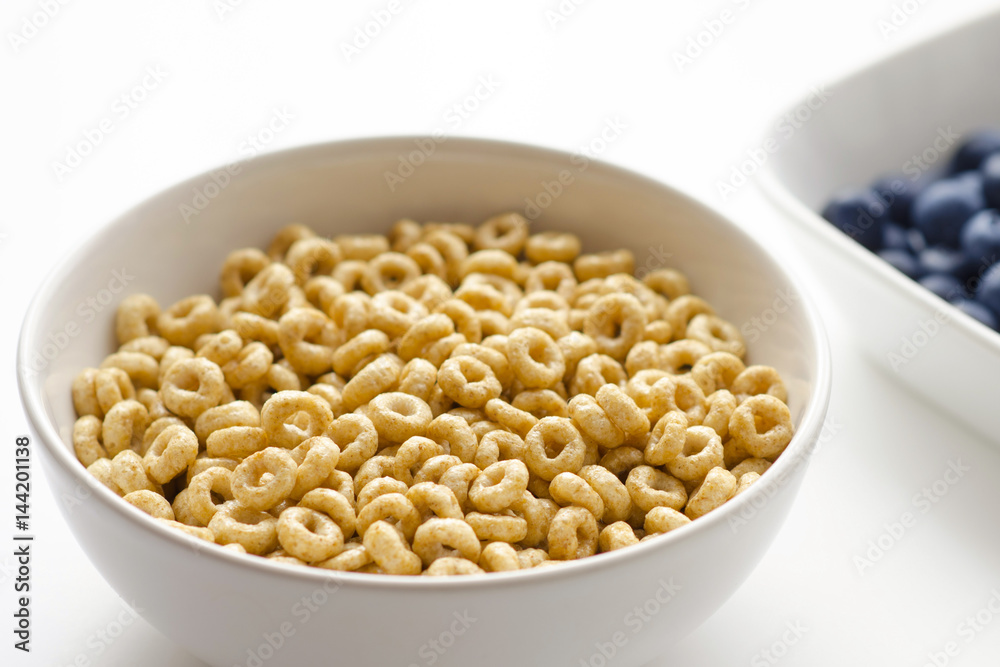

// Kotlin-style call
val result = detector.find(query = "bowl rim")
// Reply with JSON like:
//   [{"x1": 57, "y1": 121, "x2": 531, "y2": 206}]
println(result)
[
  {"x1": 756, "y1": 6, "x2": 1000, "y2": 356},
  {"x1": 18, "y1": 134, "x2": 833, "y2": 590}
]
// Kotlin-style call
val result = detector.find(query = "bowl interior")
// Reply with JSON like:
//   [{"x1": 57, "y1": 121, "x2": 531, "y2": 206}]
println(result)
[{"x1": 20, "y1": 135, "x2": 826, "y2": 551}]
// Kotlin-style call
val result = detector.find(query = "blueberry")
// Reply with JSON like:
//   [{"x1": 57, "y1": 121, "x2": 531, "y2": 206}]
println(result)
[
  {"x1": 919, "y1": 273, "x2": 965, "y2": 300},
  {"x1": 881, "y1": 221, "x2": 910, "y2": 250},
  {"x1": 910, "y1": 176, "x2": 985, "y2": 247},
  {"x1": 951, "y1": 298, "x2": 999, "y2": 330},
  {"x1": 960, "y1": 209, "x2": 1000, "y2": 266},
  {"x1": 918, "y1": 246, "x2": 980, "y2": 285},
  {"x1": 872, "y1": 175, "x2": 918, "y2": 226},
  {"x1": 822, "y1": 188, "x2": 888, "y2": 250},
  {"x1": 949, "y1": 129, "x2": 1000, "y2": 173},
  {"x1": 976, "y1": 263, "x2": 1000, "y2": 319},
  {"x1": 906, "y1": 228, "x2": 927, "y2": 254},
  {"x1": 878, "y1": 248, "x2": 923, "y2": 279},
  {"x1": 981, "y1": 153, "x2": 1000, "y2": 209}
]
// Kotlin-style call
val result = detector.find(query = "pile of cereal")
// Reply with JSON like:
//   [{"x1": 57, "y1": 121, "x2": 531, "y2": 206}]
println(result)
[{"x1": 70, "y1": 213, "x2": 794, "y2": 576}]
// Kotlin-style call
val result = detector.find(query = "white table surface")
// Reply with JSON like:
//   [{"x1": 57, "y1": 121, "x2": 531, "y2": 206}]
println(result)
[{"x1": 4, "y1": 1, "x2": 1000, "y2": 665}]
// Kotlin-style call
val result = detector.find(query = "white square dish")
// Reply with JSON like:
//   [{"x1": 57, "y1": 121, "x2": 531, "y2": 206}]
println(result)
[{"x1": 758, "y1": 9, "x2": 1000, "y2": 443}]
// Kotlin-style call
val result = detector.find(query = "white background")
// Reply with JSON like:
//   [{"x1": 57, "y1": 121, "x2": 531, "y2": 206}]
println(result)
[{"x1": 4, "y1": 1, "x2": 1000, "y2": 665}]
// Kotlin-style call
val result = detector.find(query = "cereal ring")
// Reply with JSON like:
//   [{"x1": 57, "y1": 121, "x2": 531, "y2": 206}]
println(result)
[
  {"x1": 315, "y1": 542, "x2": 373, "y2": 572},
  {"x1": 728, "y1": 394, "x2": 793, "y2": 459},
  {"x1": 525, "y1": 417, "x2": 586, "y2": 481},
  {"x1": 368, "y1": 392, "x2": 432, "y2": 442},
  {"x1": 595, "y1": 384, "x2": 649, "y2": 439},
  {"x1": 206, "y1": 426, "x2": 269, "y2": 459},
  {"x1": 341, "y1": 354, "x2": 403, "y2": 411},
  {"x1": 393, "y1": 436, "x2": 443, "y2": 484},
  {"x1": 579, "y1": 464, "x2": 632, "y2": 523},
  {"x1": 465, "y1": 512, "x2": 528, "y2": 543},
  {"x1": 101, "y1": 399, "x2": 148, "y2": 457},
  {"x1": 298, "y1": 487, "x2": 357, "y2": 540},
  {"x1": 329, "y1": 413, "x2": 379, "y2": 473},
  {"x1": 424, "y1": 557, "x2": 484, "y2": 576},
  {"x1": 401, "y1": 274, "x2": 453, "y2": 312},
  {"x1": 508, "y1": 327, "x2": 565, "y2": 389},
  {"x1": 332, "y1": 260, "x2": 369, "y2": 292},
  {"x1": 184, "y1": 466, "x2": 234, "y2": 525},
  {"x1": 406, "y1": 482, "x2": 464, "y2": 522},
  {"x1": 525, "y1": 231, "x2": 581, "y2": 264},
  {"x1": 231, "y1": 447, "x2": 298, "y2": 512},
  {"x1": 370, "y1": 291, "x2": 428, "y2": 338},
  {"x1": 665, "y1": 426, "x2": 724, "y2": 482},
  {"x1": 277, "y1": 308, "x2": 339, "y2": 376},
  {"x1": 406, "y1": 242, "x2": 448, "y2": 280},
  {"x1": 286, "y1": 238, "x2": 341, "y2": 285},
  {"x1": 549, "y1": 472, "x2": 604, "y2": 520},
  {"x1": 290, "y1": 436, "x2": 340, "y2": 499},
  {"x1": 396, "y1": 359, "x2": 438, "y2": 403},
  {"x1": 412, "y1": 455, "x2": 463, "y2": 486},
  {"x1": 686, "y1": 314, "x2": 746, "y2": 358},
  {"x1": 161, "y1": 358, "x2": 226, "y2": 418},
  {"x1": 649, "y1": 375, "x2": 707, "y2": 424},
  {"x1": 336, "y1": 234, "x2": 390, "y2": 261},
  {"x1": 624, "y1": 341, "x2": 662, "y2": 376},
  {"x1": 195, "y1": 400, "x2": 259, "y2": 442},
  {"x1": 645, "y1": 411, "x2": 687, "y2": 466},
  {"x1": 437, "y1": 356, "x2": 501, "y2": 408},
  {"x1": 659, "y1": 339, "x2": 712, "y2": 374},
  {"x1": 568, "y1": 394, "x2": 624, "y2": 448},
  {"x1": 421, "y1": 413, "x2": 476, "y2": 464},
  {"x1": 664, "y1": 295, "x2": 714, "y2": 340},
  {"x1": 412, "y1": 518, "x2": 481, "y2": 566},
  {"x1": 599, "y1": 521, "x2": 639, "y2": 552},
  {"x1": 473, "y1": 212, "x2": 529, "y2": 255},
  {"x1": 480, "y1": 541, "x2": 520, "y2": 572},
  {"x1": 626, "y1": 466, "x2": 687, "y2": 512},
  {"x1": 267, "y1": 224, "x2": 315, "y2": 261},
  {"x1": 460, "y1": 249, "x2": 519, "y2": 282},
  {"x1": 469, "y1": 460, "x2": 529, "y2": 513},
  {"x1": 642, "y1": 269, "x2": 690, "y2": 301},
  {"x1": 220, "y1": 248, "x2": 270, "y2": 297},
  {"x1": 243, "y1": 263, "x2": 296, "y2": 318},
  {"x1": 436, "y1": 299, "x2": 483, "y2": 344},
  {"x1": 730, "y1": 457, "x2": 772, "y2": 480},
  {"x1": 261, "y1": 390, "x2": 334, "y2": 449},
  {"x1": 547, "y1": 506, "x2": 598, "y2": 560},
  {"x1": 87, "y1": 458, "x2": 121, "y2": 493},
  {"x1": 208, "y1": 500, "x2": 279, "y2": 555},
  {"x1": 734, "y1": 471, "x2": 761, "y2": 496},
  {"x1": 690, "y1": 352, "x2": 746, "y2": 395},
  {"x1": 123, "y1": 490, "x2": 173, "y2": 520},
  {"x1": 100, "y1": 351, "x2": 158, "y2": 390},
  {"x1": 482, "y1": 399, "x2": 535, "y2": 438},
  {"x1": 517, "y1": 548, "x2": 550, "y2": 569},
  {"x1": 304, "y1": 276, "x2": 346, "y2": 314},
  {"x1": 390, "y1": 219, "x2": 423, "y2": 251},
  {"x1": 195, "y1": 330, "x2": 242, "y2": 367},
  {"x1": 438, "y1": 463, "x2": 480, "y2": 513},
  {"x1": 116, "y1": 294, "x2": 161, "y2": 344},
  {"x1": 356, "y1": 493, "x2": 420, "y2": 541},
  {"x1": 231, "y1": 312, "x2": 280, "y2": 348},
  {"x1": 328, "y1": 292, "x2": 371, "y2": 340},
  {"x1": 473, "y1": 429, "x2": 526, "y2": 470},
  {"x1": 702, "y1": 389, "x2": 737, "y2": 439},
  {"x1": 74, "y1": 367, "x2": 136, "y2": 418},
  {"x1": 110, "y1": 450, "x2": 158, "y2": 494},
  {"x1": 357, "y1": 478, "x2": 409, "y2": 512},
  {"x1": 398, "y1": 314, "x2": 455, "y2": 362},
  {"x1": 573, "y1": 249, "x2": 634, "y2": 282},
  {"x1": 583, "y1": 293, "x2": 647, "y2": 362},
  {"x1": 144, "y1": 424, "x2": 198, "y2": 485},
  {"x1": 644, "y1": 506, "x2": 691, "y2": 534},
  {"x1": 73, "y1": 415, "x2": 106, "y2": 466},
  {"x1": 277, "y1": 506, "x2": 345, "y2": 562},
  {"x1": 731, "y1": 366, "x2": 788, "y2": 403},
  {"x1": 685, "y1": 467, "x2": 737, "y2": 519},
  {"x1": 120, "y1": 335, "x2": 170, "y2": 360},
  {"x1": 157, "y1": 295, "x2": 221, "y2": 347},
  {"x1": 569, "y1": 354, "x2": 626, "y2": 396}
]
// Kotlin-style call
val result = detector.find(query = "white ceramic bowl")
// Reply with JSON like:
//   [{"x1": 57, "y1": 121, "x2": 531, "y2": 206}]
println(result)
[
  {"x1": 758, "y1": 9, "x2": 1000, "y2": 443},
  {"x1": 18, "y1": 137, "x2": 830, "y2": 667}
]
